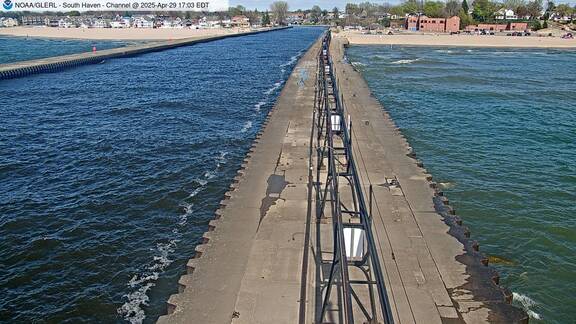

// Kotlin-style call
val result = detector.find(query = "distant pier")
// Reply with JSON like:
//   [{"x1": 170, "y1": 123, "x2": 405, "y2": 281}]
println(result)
[
  {"x1": 0, "y1": 27, "x2": 289, "y2": 80},
  {"x1": 158, "y1": 30, "x2": 529, "y2": 324}
]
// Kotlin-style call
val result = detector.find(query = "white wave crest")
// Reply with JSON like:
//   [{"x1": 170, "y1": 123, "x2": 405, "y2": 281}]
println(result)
[
  {"x1": 264, "y1": 81, "x2": 283, "y2": 95},
  {"x1": 512, "y1": 292, "x2": 542, "y2": 321},
  {"x1": 254, "y1": 100, "x2": 267, "y2": 112},
  {"x1": 241, "y1": 121, "x2": 253, "y2": 133},
  {"x1": 280, "y1": 49, "x2": 304, "y2": 68},
  {"x1": 390, "y1": 58, "x2": 421, "y2": 64},
  {"x1": 351, "y1": 61, "x2": 366, "y2": 67},
  {"x1": 118, "y1": 240, "x2": 177, "y2": 324}
]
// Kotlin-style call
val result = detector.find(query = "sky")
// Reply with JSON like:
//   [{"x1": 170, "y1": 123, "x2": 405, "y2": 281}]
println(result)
[
  {"x1": 230, "y1": 0, "x2": 576, "y2": 11},
  {"x1": 228, "y1": 0, "x2": 398, "y2": 10}
]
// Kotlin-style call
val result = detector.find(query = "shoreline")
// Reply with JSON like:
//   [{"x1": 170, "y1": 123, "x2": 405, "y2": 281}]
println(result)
[{"x1": 341, "y1": 31, "x2": 576, "y2": 48}]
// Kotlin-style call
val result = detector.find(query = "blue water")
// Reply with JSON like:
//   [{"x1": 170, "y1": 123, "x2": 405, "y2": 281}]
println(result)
[
  {"x1": 347, "y1": 45, "x2": 576, "y2": 324},
  {"x1": 0, "y1": 27, "x2": 324, "y2": 323},
  {"x1": 0, "y1": 36, "x2": 130, "y2": 64}
]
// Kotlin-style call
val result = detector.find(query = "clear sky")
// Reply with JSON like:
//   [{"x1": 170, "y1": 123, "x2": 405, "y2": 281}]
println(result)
[{"x1": 230, "y1": 0, "x2": 576, "y2": 11}]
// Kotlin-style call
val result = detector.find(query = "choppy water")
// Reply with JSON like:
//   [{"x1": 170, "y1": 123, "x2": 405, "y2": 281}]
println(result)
[
  {"x1": 0, "y1": 26, "x2": 324, "y2": 323},
  {"x1": 0, "y1": 36, "x2": 129, "y2": 64},
  {"x1": 347, "y1": 45, "x2": 576, "y2": 324}
]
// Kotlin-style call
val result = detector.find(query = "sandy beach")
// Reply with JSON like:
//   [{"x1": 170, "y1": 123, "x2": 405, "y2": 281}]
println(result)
[
  {"x1": 0, "y1": 27, "x2": 251, "y2": 40},
  {"x1": 341, "y1": 30, "x2": 576, "y2": 48}
]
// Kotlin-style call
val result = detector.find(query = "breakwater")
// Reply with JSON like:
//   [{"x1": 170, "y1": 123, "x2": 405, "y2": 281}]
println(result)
[
  {"x1": 0, "y1": 27, "x2": 289, "y2": 80},
  {"x1": 158, "y1": 31, "x2": 528, "y2": 323}
]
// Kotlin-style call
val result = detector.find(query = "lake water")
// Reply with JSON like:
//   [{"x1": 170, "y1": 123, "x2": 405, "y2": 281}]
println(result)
[
  {"x1": 0, "y1": 35, "x2": 129, "y2": 64},
  {"x1": 347, "y1": 45, "x2": 576, "y2": 324},
  {"x1": 0, "y1": 27, "x2": 325, "y2": 323}
]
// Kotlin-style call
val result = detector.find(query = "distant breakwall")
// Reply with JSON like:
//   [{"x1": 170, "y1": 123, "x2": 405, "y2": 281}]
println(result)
[{"x1": 0, "y1": 27, "x2": 290, "y2": 80}]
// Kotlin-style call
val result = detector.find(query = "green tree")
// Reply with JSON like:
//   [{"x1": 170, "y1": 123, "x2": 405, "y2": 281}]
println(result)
[
  {"x1": 332, "y1": 6, "x2": 339, "y2": 17},
  {"x1": 543, "y1": 0, "x2": 555, "y2": 19},
  {"x1": 402, "y1": 0, "x2": 419, "y2": 14},
  {"x1": 530, "y1": 19, "x2": 542, "y2": 29},
  {"x1": 472, "y1": 0, "x2": 498, "y2": 21},
  {"x1": 459, "y1": 8, "x2": 475, "y2": 28},
  {"x1": 390, "y1": 5, "x2": 405, "y2": 16},
  {"x1": 424, "y1": 1, "x2": 446, "y2": 17},
  {"x1": 262, "y1": 11, "x2": 271, "y2": 26},
  {"x1": 462, "y1": 0, "x2": 470, "y2": 13}
]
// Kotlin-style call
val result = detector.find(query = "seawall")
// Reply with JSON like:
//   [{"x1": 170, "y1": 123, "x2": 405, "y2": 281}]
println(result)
[{"x1": 0, "y1": 27, "x2": 290, "y2": 80}]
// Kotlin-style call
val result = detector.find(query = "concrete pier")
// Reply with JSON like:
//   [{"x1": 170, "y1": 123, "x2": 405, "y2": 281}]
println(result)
[
  {"x1": 157, "y1": 31, "x2": 322, "y2": 324},
  {"x1": 158, "y1": 32, "x2": 526, "y2": 323},
  {"x1": 325, "y1": 35, "x2": 526, "y2": 323},
  {"x1": 0, "y1": 27, "x2": 289, "y2": 80}
]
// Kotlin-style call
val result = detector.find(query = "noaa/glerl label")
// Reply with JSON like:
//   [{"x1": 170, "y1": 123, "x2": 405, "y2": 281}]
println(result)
[{"x1": 1, "y1": 0, "x2": 228, "y2": 11}]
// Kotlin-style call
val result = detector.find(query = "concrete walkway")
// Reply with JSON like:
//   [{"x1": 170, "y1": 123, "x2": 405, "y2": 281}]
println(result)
[
  {"x1": 158, "y1": 33, "x2": 526, "y2": 324},
  {"x1": 157, "y1": 36, "x2": 321, "y2": 324}
]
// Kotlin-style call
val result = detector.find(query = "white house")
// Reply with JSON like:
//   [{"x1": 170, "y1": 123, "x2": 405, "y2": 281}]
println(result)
[
  {"x1": 495, "y1": 9, "x2": 518, "y2": 20},
  {"x1": 58, "y1": 18, "x2": 77, "y2": 28},
  {"x1": 93, "y1": 19, "x2": 109, "y2": 28},
  {"x1": 133, "y1": 16, "x2": 154, "y2": 28},
  {"x1": 110, "y1": 21, "x2": 127, "y2": 28},
  {"x1": 1, "y1": 17, "x2": 19, "y2": 27}
]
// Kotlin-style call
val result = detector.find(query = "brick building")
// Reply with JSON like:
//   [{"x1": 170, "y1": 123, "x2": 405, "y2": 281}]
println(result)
[
  {"x1": 405, "y1": 15, "x2": 460, "y2": 33},
  {"x1": 465, "y1": 22, "x2": 529, "y2": 32}
]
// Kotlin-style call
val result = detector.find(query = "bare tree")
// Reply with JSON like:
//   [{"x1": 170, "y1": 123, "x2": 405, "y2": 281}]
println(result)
[
  {"x1": 503, "y1": 0, "x2": 526, "y2": 10},
  {"x1": 270, "y1": 1, "x2": 289, "y2": 25},
  {"x1": 445, "y1": 0, "x2": 462, "y2": 16}
]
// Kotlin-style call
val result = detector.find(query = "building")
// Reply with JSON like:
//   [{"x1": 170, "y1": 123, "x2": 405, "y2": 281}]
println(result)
[
  {"x1": 58, "y1": 18, "x2": 77, "y2": 28},
  {"x1": 21, "y1": 16, "x2": 45, "y2": 26},
  {"x1": 287, "y1": 12, "x2": 305, "y2": 25},
  {"x1": 133, "y1": 16, "x2": 154, "y2": 28},
  {"x1": 231, "y1": 15, "x2": 250, "y2": 28},
  {"x1": 93, "y1": 19, "x2": 110, "y2": 28},
  {"x1": 495, "y1": 9, "x2": 518, "y2": 20},
  {"x1": 466, "y1": 22, "x2": 528, "y2": 32},
  {"x1": 45, "y1": 17, "x2": 59, "y2": 27},
  {"x1": 1, "y1": 17, "x2": 19, "y2": 27},
  {"x1": 509, "y1": 22, "x2": 528, "y2": 31},
  {"x1": 405, "y1": 15, "x2": 460, "y2": 33}
]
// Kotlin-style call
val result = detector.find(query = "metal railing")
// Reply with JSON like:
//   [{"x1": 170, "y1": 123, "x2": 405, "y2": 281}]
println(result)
[{"x1": 315, "y1": 31, "x2": 394, "y2": 324}]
